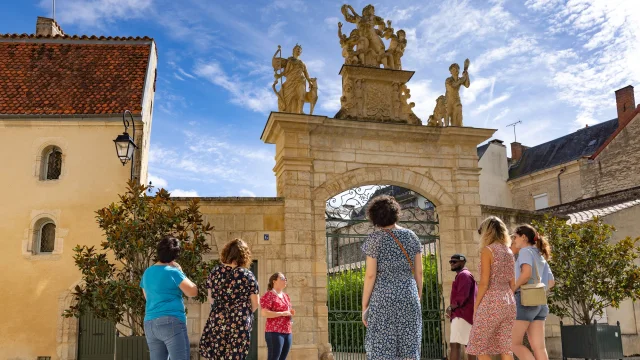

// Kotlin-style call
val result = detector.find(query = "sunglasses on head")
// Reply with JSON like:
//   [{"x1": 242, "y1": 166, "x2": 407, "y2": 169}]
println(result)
[{"x1": 279, "y1": 276, "x2": 287, "y2": 281}]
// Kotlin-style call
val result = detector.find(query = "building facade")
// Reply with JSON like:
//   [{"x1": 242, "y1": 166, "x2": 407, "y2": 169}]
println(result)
[
  {"x1": 0, "y1": 18, "x2": 156, "y2": 359},
  {"x1": 477, "y1": 84, "x2": 640, "y2": 357}
]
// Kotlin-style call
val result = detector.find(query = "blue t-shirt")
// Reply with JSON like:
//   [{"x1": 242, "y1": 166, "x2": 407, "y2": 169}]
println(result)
[
  {"x1": 140, "y1": 265, "x2": 187, "y2": 323},
  {"x1": 515, "y1": 246, "x2": 554, "y2": 289}
]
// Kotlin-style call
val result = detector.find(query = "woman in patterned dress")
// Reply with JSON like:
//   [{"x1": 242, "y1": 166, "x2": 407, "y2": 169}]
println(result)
[
  {"x1": 361, "y1": 195, "x2": 423, "y2": 360},
  {"x1": 466, "y1": 216, "x2": 516, "y2": 360},
  {"x1": 199, "y1": 239, "x2": 260, "y2": 359},
  {"x1": 260, "y1": 272, "x2": 295, "y2": 360}
]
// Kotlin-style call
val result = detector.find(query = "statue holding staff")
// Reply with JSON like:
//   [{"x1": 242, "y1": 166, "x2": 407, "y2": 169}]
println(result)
[{"x1": 272, "y1": 44, "x2": 314, "y2": 114}]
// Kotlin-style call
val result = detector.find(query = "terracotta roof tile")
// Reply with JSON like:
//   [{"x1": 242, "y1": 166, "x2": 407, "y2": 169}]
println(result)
[{"x1": 0, "y1": 38, "x2": 152, "y2": 115}]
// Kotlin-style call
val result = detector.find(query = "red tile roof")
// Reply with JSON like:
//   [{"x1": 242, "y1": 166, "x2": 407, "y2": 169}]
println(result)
[{"x1": 0, "y1": 36, "x2": 153, "y2": 115}]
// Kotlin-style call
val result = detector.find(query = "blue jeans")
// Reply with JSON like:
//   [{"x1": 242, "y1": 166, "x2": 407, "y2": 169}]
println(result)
[
  {"x1": 144, "y1": 316, "x2": 190, "y2": 360},
  {"x1": 265, "y1": 332, "x2": 292, "y2": 360}
]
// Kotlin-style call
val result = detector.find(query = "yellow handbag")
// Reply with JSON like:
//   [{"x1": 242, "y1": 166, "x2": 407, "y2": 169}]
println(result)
[{"x1": 520, "y1": 249, "x2": 547, "y2": 306}]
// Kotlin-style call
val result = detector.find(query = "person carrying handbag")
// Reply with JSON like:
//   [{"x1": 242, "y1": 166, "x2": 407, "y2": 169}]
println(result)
[
  {"x1": 511, "y1": 225, "x2": 555, "y2": 360},
  {"x1": 360, "y1": 195, "x2": 423, "y2": 360}
]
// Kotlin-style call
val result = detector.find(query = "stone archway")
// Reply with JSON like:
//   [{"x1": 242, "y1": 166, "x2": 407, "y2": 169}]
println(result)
[
  {"x1": 261, "y1": 112, "x2": 494, "y2": 359},
  {"x1": 324, "y1": 184, "x2": 446, "y2": 358},
  {"x1": 57, "y1": 281, "x2": 81, "y2": 360}
]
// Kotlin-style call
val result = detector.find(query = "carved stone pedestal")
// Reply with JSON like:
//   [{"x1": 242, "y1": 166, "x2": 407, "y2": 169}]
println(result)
[{"x1": 335, "y1": 65, "x2": 421, "y2": 125}]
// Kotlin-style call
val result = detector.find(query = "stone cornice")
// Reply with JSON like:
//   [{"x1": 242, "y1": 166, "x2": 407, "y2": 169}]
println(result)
[{"x1": 262, "y1": 112, "x2": 496, "y2": 146}]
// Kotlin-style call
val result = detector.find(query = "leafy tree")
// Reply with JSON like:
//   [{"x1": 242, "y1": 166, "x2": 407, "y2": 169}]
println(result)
[
  {"x1": 533, "y1": 215, "x2": 640, "y2": 325},
  {"x1": 63, "y1": 181, "x2": 217, "y2": 336}
]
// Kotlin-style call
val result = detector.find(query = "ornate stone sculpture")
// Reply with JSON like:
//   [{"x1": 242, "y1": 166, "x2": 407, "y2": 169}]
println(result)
[
  {"x1": 339, "y1": 4, "x2": 406, "y2": 70},
  {"x1": 272, "y1": 44, "x2": 316, "y2": 114},
  {"x1": 444, "y1": 59, "x2": 470, "y2": 126},
  {"x1": 427, "y1": 96, "x2": 446, "y2": 127},
  {"x1": 333, "y1": 4, "x2": 419, "y2": 125}
]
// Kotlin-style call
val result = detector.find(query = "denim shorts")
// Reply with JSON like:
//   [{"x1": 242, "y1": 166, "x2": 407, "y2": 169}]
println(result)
[{"x1": 515, "y1": 292, "x2": 549, "y2": 321}]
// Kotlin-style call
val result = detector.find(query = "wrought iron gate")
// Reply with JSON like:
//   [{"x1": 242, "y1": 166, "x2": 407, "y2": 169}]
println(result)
[{"x1": 326, "y1": 185, "x2": 446, "y2": 359}]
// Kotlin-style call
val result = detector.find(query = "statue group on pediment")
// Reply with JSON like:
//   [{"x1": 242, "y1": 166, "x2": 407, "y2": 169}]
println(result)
[
  {"x1": 269, "y1": 3, "x2": 472, "y2": 126},
  {"x1": 338, "y1": 4, "x2": 407, "y2": 70}
]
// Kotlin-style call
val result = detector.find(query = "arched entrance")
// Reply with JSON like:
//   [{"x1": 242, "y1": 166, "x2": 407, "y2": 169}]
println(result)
[
  {"x1": 261, "y1": 111, "x2": 495, "y2": 359},
  {"x1": 325, "y1": 185, "x2": 446, "y2": 359}
]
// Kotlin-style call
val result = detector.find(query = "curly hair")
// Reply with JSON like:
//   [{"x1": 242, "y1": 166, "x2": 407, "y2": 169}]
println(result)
[
  {"x1": 366, "y1": 195, "x2": 401, "y2": 227},
  {"x1": 220, "y1": 238, "x2": 252, "y2": 268},
  {"x1": 515, "y1": 224, "x2": 552, "y2": 260},
  {"x1": 157, "y1": 236, "x2": 180, "y2": 263},
  {"x1": 478, "y1": 216, "x2": 510, "y2": 249}
]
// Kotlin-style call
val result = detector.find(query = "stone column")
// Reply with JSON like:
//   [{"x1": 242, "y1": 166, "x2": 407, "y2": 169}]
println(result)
[{"x1": 263, "y1": 113, "x2": 330, "y2": 359}]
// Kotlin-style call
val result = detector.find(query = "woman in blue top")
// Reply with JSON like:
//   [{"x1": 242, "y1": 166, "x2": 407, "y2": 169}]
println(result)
[
  {"x1": 511, "y1": 225, "x2": 555, "y2": 360},
  {"x1": 140, "y1": 236, "x2": 199, "y2": 360}
]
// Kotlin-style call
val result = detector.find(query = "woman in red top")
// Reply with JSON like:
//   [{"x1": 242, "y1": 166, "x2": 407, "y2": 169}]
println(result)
[{"x1": 260, "y1": 272, "x2": 295, "y2": 360}]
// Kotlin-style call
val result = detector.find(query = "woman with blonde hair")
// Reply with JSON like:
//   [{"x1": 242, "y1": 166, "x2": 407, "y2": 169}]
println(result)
[
  {"x1": 511, "y1": 224, "x2": 555, "y2": 360},
  {"x1": 466, "y1": 216, "x2": 516, "y2": 360},
  {"x1": 199, "y1": 239, "x2": 260, "y2": 359}
]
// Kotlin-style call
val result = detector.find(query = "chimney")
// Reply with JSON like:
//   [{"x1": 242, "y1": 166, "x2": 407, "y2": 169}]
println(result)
[
  {"x1": 511, "y1": 142, "x2": 524, "y2": 162},
  {"x1": 615, "y1": 85, "x2": 637, "y2": 129},
  {"x1": 36, "y1": 17, "x2": 64, "y2": 36}
]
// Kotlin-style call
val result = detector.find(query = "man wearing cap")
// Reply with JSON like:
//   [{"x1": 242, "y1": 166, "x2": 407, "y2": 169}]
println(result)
[{"x1": 446, "y1": 254, "x2": 477, "y2": 360}]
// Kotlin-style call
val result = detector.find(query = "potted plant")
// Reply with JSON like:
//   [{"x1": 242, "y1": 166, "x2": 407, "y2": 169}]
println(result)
[
  {"x1": 534, "y1": 215, "x2": 640, "y2": 360},
  {"x1": 64, "y1": 181, "x2": 217, "y2": 358}
]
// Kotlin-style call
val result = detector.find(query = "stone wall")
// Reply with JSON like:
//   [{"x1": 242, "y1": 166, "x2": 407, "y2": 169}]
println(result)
[
  {"x1": 580, "y1": 114, "x2": 640, "y2": 198},
  {"x1": 174, "y1": 197, "x2": 286, "y2": 360},
  {"x1": 509, "y1": 163, "x2": 582, "y2": 211},
  {"x1": 480, "y1": 205, "x2": 552, "y2": 232},
  {"x1": 479, "y1": 141, "x2": 513, "y2": 208}
]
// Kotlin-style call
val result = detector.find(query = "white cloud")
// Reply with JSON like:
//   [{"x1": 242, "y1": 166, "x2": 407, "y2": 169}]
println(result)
[
  {"x1": 173, "y1": 73, "x2": 185, "y2": 81},
  {"x1": 406, "y1": 79, "x2": 441, "y2": 121},
  {"x1": 324, "y1": 17, "x2": 339, "y2": 30},
  {"x1": 268, "y1": 21, "x2": 287, "y2": 38},
  {"x1": 170, "y1": 189, "x2": 199, "y2": 197},
  {"x1": 148, "y1": 174, "x2": 168, "y2": 189},
  {"x1": 410, "y1": 1, "x2": 518, "y2": 63},
  {"x1": 461, "y1": 77, "x2": 494, "y2": 105},
  {"x1": 305, "y1": 59, "x2": 326, "y2": 74},
  {"x1": 474, "y1": 94, "x2": 511, "y2": 115},
  {"x1": 193, "y1": 61, "x2": 275, "y2": 113},
  {"x1": 318, "y1": 75, "x2": 343, "y2": 113},
  {"x1": 239, "y1": 189, "x2": 257, "y2": 197},
  {"x1": 177, "y1": 68, "x2": 196, "y2": 79},
  {"x1": 387, "y1": 6, "x2": 421, "y2": 22},
  {"x1": 471, "y1": 37, "x2": 538, "y2": 73},
  {"x1": 264, "y1": 0, "x2": 307, "y2": 13},
  {"x1": 149, "y1": 131, "x2": 276, "y2": 192},
  {"x1": 40, "y1": 0, "x2": 152, "y2": 29},
  {"x1": 528, "y1": 0, "x2": 640, "y2": 126}
]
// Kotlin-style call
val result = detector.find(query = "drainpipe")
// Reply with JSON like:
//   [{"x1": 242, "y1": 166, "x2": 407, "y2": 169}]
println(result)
[{"x1": 557, "y1": 168, "x2": 566, "y2": 204}]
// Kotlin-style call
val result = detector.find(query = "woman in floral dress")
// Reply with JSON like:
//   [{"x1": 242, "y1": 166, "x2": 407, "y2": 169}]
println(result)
[
  {"x1": 199, "y1": 239, "x2": 260, "y2": 359},
  {"x1": 466, "y1": 216, "x2": 516, "y2": 360},
  {"x1": 361, "y1": 195, "x2": 423, "y2": 360}
]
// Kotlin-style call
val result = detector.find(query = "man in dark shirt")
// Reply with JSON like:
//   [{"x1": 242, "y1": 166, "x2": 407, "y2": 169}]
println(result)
[{"x1": 446, "y1": 254, "x2": 477, "y2": 360}]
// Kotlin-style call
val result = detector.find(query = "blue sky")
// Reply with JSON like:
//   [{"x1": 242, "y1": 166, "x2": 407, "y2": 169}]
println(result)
[{"x1": 2, "y1": 0, "x2": 639, "y2": 197}]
